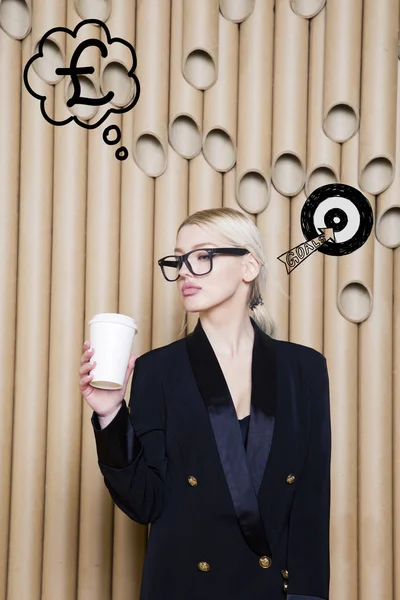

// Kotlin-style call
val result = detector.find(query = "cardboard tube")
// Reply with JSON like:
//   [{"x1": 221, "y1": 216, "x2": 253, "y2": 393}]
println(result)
[
  {"x1": 377, "y1": 198, "x2": 400, "y2": 249},
  {"x1": 394, "y1": 247, "x2": 400, "y2": 600},
  {"x1": 6, "y1": 37, "x2": 54, "y2": 600},
  {"x1": 271, "y1": 0, "x2": 308, "y2": 196},
  {"x1": 256, "y1": 186, "x2": 290, "y2": 340},
  {"x1": 31, "y1": 0, "x2": 65, "y2": 83},
  {"x1": 187, "y1": 152, "x2": 223, "y2": 333},
  {"x1": 203, "y1": 13, "x2": 238, "y2": 172},
  {"x1": 169, "y1": 0, "x2": 202, "y2": 159},
  {"x1": 119, "y1": 108, "x2": 154, "y2": 361},
  {"x1": 289, "y1": 190, "x2": 323, "y2": 351},
  {"x1": 41, "y1": 80, "x2": 87, "y2": 600},
  {"x1": 153, "y1": 146, "x2": 188, "y2": 348},
  {"x1": 290, "y1": 0, "x2": 325, "y2": 18},
  {"x1": 0, "y1": 30, "x2": 20, "y2": 600},
  {"x1": 236, "y1": 0, "x2": 273, "y2": 213},
  {"x1": 219, "y1": 0, "x2": 254, "y2": 22},
  {"x1": 132, "y1": 0, "x2": 170, "y2": 177},
  {"x1": 376, "y1": 61, "x2": 400, "y2": 249},
  {"x1": 324, "y1": 254, "x2": 358, "y2": 600},
  {"x1": 75, "y1": 0, "x2": 111, "y2": 21},
  {"x1": 100, "y1": 0, "x2": 137, "y2": 109},
  {"x1": 112, "y1": 107, "x2": 153, "y2": 600},
  {"x1": 182, "y1": 0, "x2": 218, "y2": 90},
  {"x1": 323, "y1": 0, "x2": 361, "y2": 142},
  {"x1": 223, "y1": 168, "x2": 255, "y2": 222},
  {"x1": 358, "y1": 239, "x2": 393, "y2": 600},
  {"x1": 306, "y1": 8, "x2": 340, "y2": 196},
  {"x1": 359, "y1": 0, "x2": 398, "y2": 195},
  {"x1": 0, "y1": 0, "x2": 31, "y2": 39},
  {"x1": 338, "y1": 134, "x2": 374, "y2": 323},
  {"x1": 77, "y1": 114, "x2": 122, "y2": 600},
  {"x1": 189, "y1": 152, "x2": 222, "y2": 213}
]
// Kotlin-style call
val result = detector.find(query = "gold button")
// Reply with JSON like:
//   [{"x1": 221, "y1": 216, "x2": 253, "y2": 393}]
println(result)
[
  {"x1": 283, "y1": 581, "x2": 289, "y2": 592},
  {"x1": 198, "y1": 561, "x2": 210, "y2": 572},
  {"x1": 259, "y1": 556, "x2": 272, "y2": 568},
  {"x1": 188, "y1": 476, "x2": 198, "y2": 487},
  {"x1": 281, "y1": 569, "x2": 289, "y2": 579},
  {"x1": 286, "y1": 473, "x2": 295, "y2": 484}
]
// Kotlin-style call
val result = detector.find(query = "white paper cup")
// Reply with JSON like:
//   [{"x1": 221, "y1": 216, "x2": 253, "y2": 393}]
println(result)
[{"x1": 88, "y1": 313, "x2": 138, "y2": 390}]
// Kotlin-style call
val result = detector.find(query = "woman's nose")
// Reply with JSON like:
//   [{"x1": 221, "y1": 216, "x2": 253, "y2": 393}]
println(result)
[{"x1": 178, "y1": 259, "x2": 191, "y2": 277}]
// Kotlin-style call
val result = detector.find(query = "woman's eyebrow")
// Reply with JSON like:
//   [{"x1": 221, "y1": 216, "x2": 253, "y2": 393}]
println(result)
[{"x1": 173, "y1": 242, "x2": 217, "y2": 253}]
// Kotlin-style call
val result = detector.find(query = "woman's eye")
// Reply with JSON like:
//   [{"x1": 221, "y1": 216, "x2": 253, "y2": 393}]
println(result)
[{"x1": 198, "y1": 254, "x2": 210, "y2": 260}]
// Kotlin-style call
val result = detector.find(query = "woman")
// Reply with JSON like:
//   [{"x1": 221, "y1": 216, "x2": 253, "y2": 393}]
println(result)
[{"x1": 79, "y1": 207, "x2": 331, "y2": 600}]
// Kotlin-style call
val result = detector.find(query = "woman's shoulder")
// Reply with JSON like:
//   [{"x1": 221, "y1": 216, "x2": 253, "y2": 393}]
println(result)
[
  {"x1": 270, "y1": 336, "x2": 327, "y2": 370},
  {"x1": 135, "y1": 336, "x2": 186, "y2": 369}
]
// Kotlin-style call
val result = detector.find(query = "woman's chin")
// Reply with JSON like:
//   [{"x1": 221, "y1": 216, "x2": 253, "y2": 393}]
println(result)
[{"x1": 183, "y1": 298, "x2": 205, "y2": 313}]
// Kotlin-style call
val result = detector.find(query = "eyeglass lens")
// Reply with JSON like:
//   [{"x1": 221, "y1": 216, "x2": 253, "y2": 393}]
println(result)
[{"x1": 162, "y1": 250, "x2": 213, "y2": 280}]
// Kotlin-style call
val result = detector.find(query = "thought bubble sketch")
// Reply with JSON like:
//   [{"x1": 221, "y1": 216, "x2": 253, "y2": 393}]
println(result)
[{"x1": 23, "y1": 19, "x2": 140, "y2": 159}]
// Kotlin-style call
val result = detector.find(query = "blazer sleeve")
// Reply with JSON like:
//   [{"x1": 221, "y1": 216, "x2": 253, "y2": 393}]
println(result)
[
  {"x1": 286, "y1": 354, "x2": 331, "y2": 600},
  {"x1": 91, "y1": 353, "x2": 168, "y2": 525}
]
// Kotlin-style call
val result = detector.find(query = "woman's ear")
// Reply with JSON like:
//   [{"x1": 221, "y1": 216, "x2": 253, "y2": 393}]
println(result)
[{"x1": 242, "y1": 253, "x2": 260, "y2": 283}]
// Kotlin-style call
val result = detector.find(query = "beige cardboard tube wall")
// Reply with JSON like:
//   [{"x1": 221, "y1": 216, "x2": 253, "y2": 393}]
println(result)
[
  {"x1": 271, "y1": 0, "x2": 308, "y2": 196},
  {"x1": 323, "y1": 0, "x2": 361, "y2": 142},
  {"x1": 100, "y1": 0, "x2": 137, "y2": 110},
  {"x1": 1, "y1": 2, "x2": 400, "y2": 598},
  {"x1": 306, "y1": 8, "x2": 340, "y2": 196},
  {"x1": 338, "y1": 134, "x2": 374, "y2": 323},
  {"x1": 358, "y1": 239, "x2": 393, "y2": 600},
  {"x1": 0, "y1": 0, "x2": 31, "y2": 39},
  {"x1": 77, "y1": 116, "x2": 122, "y2": 600},
  {"x1": 290, "y1": 0, "x2": 326, "y2": 19},
  {"x1": 153, "y1": 146, "x2": 188, "y2": 348},
  {"x1": 187, "y1": 152, "x2": 223, "y2": 333},
  {"x1": 169, "y1": 0, "x2": 202, "y2": 159},
  {"x1": 0, "y1": 30, "x2": 20, "y2": 600},
  {"x1": 6, "y1": 38, "x2": 54, "y2": 600},
  {"x1": 376, "y1": 62, "x2": 400, "y2": 249},
  {"x1": 289, "y1": 190, "x2": 323, "y2": 352},
  {"x1": 219, "y1": 0, "x2": 255, "y2": 23},
  {"x1": 41, "y1": 82, "x2": 87, "y2": 600},
  {"x1": 256, "y1": 186, "x2": 290, "y2": 341},
  {"x1": 132, "y1": 0, "x2": 170, "y2": 177},
  {"x1": 324, "y1": 254, "x2": 358, "y2": 600},
  {"x1": 182, "y1": 0, "x2": 218, "y2": 90},
  {"x1": 394, "y1": 247, "x2": 400, "y2": 600},
  {"x1": 359, "y1": 0, "x2": 399, "y2": 195},
  {"x1": 236, "y1": 0, "x2": 273, "y2": 213},
  {"x1": 203, "y1": 13, "x2": 238, "y2": 172}
]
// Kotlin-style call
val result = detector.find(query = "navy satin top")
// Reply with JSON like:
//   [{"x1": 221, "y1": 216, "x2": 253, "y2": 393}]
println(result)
[{"x1": 238, "y1": 414, "x2": 250, "y2": 447}]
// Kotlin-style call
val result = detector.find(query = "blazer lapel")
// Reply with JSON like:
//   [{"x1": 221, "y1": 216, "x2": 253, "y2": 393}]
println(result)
[
  {"x1": 185, "y1": 317, "x2": 273, "y2": 558},
  {"x1": 246, "y1": 318, "x2": 276, "y2": 495}
]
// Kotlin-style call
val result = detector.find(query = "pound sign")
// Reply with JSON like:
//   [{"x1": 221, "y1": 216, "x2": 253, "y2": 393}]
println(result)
[{"x1": 56, "y1": 38, "x2": 114, "y2": 107}]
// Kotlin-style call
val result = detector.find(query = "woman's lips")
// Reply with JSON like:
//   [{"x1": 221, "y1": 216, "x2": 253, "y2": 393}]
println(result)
[{"x1": 182, "y1": 287, "x2": 201, "y2": 296}]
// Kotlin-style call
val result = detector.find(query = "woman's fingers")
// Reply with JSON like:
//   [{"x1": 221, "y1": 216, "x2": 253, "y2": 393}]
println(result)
[
  {"x1": 80, "y1": 373, "x2": 93, "y2": 387},
  {"x1": 79, "y1": 360, "x2": 96, "y2": 376}
]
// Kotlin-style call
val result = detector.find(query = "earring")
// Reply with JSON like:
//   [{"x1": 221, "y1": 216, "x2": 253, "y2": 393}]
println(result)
[{"x1": 249, "y1": 295, "x2": 264, "y2": 311}]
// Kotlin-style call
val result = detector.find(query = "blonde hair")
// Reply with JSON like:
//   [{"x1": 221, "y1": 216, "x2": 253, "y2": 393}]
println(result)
[{"x1": 176, "y1": 207, "x2": 275, "y2": 337}]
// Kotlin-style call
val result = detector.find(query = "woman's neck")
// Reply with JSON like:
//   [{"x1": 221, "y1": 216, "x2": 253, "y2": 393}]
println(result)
[{"x1": 199, "y1": 311, "x2": 254, "y2": 358}]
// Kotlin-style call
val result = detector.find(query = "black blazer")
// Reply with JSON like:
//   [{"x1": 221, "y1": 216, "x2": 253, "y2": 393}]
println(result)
[{"x1": 92, "y1": 316, "x2": 331, "y2": 600}]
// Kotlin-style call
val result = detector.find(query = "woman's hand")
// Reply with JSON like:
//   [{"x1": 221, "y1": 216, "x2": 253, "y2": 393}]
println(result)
[{"x1": 79, "y1": 340, "x2": 136, "y2": 418}]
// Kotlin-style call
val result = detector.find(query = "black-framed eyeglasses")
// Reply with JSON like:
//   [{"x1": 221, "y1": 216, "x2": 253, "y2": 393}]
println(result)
[{"x1": 157, "y1": 247, "x2": 250, "y2": 282}]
